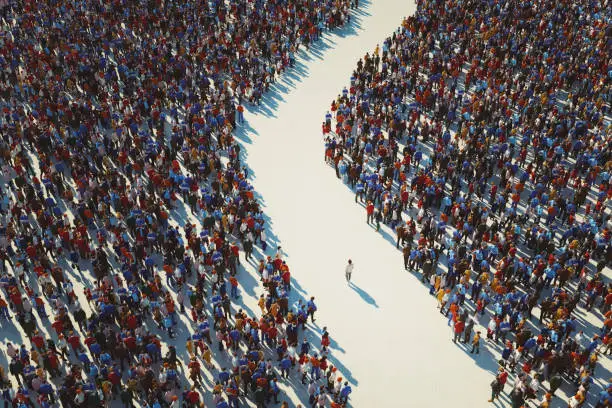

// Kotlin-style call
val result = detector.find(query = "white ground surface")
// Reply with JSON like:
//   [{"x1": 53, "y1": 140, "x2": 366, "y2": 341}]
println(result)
[{"x1": 238, "y1": 0, "x2": 503, "y2": 406}]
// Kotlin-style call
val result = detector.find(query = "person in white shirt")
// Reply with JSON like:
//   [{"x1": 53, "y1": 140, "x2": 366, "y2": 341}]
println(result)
[
  {"x1": 574, "y1": 330, "x2": 585, "y2": 346},
  {"x1": 6, "y1": 343, "x2": 17, "y2": 359},
  {"x1": 345, "y1": 259, "x2": 354, "y2": 282},
  {"x1": 529, "y1": 374, "x2": 541, "y2": 398}
]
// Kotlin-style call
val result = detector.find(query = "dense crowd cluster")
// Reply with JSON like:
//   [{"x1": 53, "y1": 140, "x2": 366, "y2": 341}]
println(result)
[
  {"x1": 324, "y1": 0, "x2": 611, "y2": 406},
  {"x1": 0, "y1": 0, "x2": 358, "y2": 407}
]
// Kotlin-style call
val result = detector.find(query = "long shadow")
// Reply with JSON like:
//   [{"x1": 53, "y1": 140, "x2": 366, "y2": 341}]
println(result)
[
  {"x1": 226, "y1": 1, "x2": 374, "y2": 398},
  {"x1": 348, "y1": 282, "x2": 378, "y2": 308},
  {"x1": 0, "y1": 2, "x2": 373, "y2": 407},
  {"x1": 244, "y1": 0, "x2": 369, "y2": 120}
]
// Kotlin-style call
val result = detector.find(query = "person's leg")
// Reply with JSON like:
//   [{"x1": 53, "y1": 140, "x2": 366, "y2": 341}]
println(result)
[{"x1": 488, "y1": 388, "x2": 495, "y2": 402}]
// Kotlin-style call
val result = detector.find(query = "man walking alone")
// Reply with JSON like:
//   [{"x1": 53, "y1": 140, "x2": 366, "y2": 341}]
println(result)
[{"x1": 345, "y1": 260, "x2": 354, "y2": 282}]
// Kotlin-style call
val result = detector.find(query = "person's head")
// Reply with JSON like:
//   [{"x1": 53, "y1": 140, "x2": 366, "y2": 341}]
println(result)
[{"x1": 348, "y1": 259, "x2": 352, "y2": 264}]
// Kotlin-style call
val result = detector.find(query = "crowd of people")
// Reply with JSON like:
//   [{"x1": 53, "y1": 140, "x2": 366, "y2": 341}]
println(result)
[
  {"x1": 0, "y1": 0, "x2": 359, "y2": 407},
  {"x1": 323, "y1": 0, "x2": 611, "y2": 406}
]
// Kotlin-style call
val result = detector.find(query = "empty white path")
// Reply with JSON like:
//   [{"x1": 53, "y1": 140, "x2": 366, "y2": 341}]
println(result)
[{"x1": 240, "y1": 1, "x2": 496, "y2": 406}]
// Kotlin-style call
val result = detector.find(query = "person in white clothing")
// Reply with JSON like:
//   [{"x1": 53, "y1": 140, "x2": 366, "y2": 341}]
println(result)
[{"x1": 345, "y1": 259, "x2": 354, "y2": 282}]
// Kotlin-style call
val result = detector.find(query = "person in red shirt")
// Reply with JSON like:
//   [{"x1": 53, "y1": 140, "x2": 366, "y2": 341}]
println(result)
[
  {"x1": 489, "y1": 367, "x2": 508, "y2": 402},
  {"x1": 126, "y1": 312, "x2": 138, "y2": 330},
  {"x1": 123, "y1": 334, "x2": 137, "y2": 354},
  {"x1": 186, "y1": 387, "x2": 200, "y2": 405},
  {"x1": 9, "y1": 288, "x2": 24, "y2": 315},
  {"x1": 229, "y1": 276, "x2": 239, "y2": 299},
  {"x1": 366, "y1": 201, "x2": 375, "y2": 224},
  {"x1": 453, "y1": 318, "x2": 465, "y2": 343},
  {"x1": 188, "y1": 357, "x2": 202, "y2": 386},
  {"x1": 84, "y1": 333, "x2": 96, "y2": 349},
  {"x1": 603, "y1": 288, "x2": 612, "y2": 315},
  {"x1": 107, "y1": 368, "x2": 121, "y2": 394},
  {"x1": 46, "y1": 350, "x2": 61, "y2": 378},
  {"x1": 0, "y1": 297, "x2": 9, "y2": 319},
  {"x1": 282, "y1": 269, "x2": 291, "y2": 292},
  {"x1": 31, "y1": 331, "x2": 45, "y2": 349},
  {"x1": 66, "y1": 332, "x2": 81, "y2": 356},
  {"x1": 230, "y1": 243, "x2": 240, "y2": 264}
]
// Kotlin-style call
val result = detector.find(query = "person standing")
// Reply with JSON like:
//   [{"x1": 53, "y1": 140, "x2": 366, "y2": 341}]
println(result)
[
  {"x1": 402, "y1": 244, "x2": 411, "y2": 270},
  {"x1": 345, "y1": 260, "x2": 354, "y2": 282},
  {"x1": 366, "y1": 201, "x2": 374, "y2": 224},
  {"x1": 307, "y1": 297, "x2": 317, "y2": 323},
  {"x1": 471, "y1": 331, "x2": 481, "y2": 354},
  {"x1": 489, "y1": 367, "x2": 508, "y2": 402},
  {"x1": 453, "y1": 318, "x2": 465, "y2": 343},
  {"x1": 548, "y1": 373, "x2": 562, "y2": 396},
  {"x1": 463, "y1": 315, "x2": 475, "y2": 343}
]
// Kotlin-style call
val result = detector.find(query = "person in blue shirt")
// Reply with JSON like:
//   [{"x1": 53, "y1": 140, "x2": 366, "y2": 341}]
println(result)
[
  {"x1": 300, "y1": 339, "x2": 311, "y2": 356},
  {"x1": 596, "y1": 387, "x2": 611, "y2": 408},
  {"x1": 218, "y1": 367, "x2": 230, "y2": 385},
  {"x1": 306, "y1": 297, "x2": 317, "y2": 322},
  {"x1": 78, "y1": 350, "x2": 91, "y2": 372},
  {"x1": 280, "y1": 355, "x2": 292, "y2": 378},
  {"x1": 340, "y1": 382, "x2": 352, "y2": 403}
]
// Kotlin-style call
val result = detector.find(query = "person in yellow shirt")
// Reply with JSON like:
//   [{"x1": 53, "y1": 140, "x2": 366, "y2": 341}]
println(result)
[
  {"x1": 270, "y1": 302, "x2": 280, "y2": 318},
  {"x1": 479, "y1": 271, "x2": 490, "y2": 285},
  {"x1": 202, "y1": 344, "x2": 213, "y2": 369},
  {"x1": 470, "y1": 331, "x2": 481, "y2": 354},
  {"x1": 436, "y1": 287, "x2": 447, "y2": 310},
  {"x1": 463, "y1": 269, "x2": 472, "y2": 283}
]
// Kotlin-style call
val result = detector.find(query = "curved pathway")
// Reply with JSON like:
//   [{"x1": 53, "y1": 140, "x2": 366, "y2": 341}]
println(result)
[{"x1": 240, "y1": 1, "x2": 496, "y2": 406}]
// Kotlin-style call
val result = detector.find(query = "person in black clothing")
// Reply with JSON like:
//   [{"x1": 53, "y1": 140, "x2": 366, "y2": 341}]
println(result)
[
  {"x1": 403, "y1": 244, "x2": 411, "y2": 270},
  {"x1": 254, "y1": 386, "x2": 267, "y2": 408}
]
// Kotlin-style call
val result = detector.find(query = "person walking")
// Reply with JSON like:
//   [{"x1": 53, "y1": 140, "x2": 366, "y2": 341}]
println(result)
[{"x1": 345, "y1": 260, "x2": 354, "y2": 282}]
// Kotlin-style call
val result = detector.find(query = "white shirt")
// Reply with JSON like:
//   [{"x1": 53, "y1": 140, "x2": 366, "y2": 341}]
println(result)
[
  {"x1": 530, "y1": 378, "x2": 540, "y2": 393},
  {"x1": 345, "y1": 263, "x2": 354, "y2": 274}
]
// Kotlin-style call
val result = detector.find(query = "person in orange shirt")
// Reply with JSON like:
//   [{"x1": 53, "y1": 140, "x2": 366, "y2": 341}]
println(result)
[
  {"x1": 310, "y1": 354, "x2": 322, "y2": 380},
  {"x1": 0, "y1": 296, "x2": 9, "y2": 319},
  {"x1": 229, "y1": 276, "x2": 239, "y2": 299}
]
